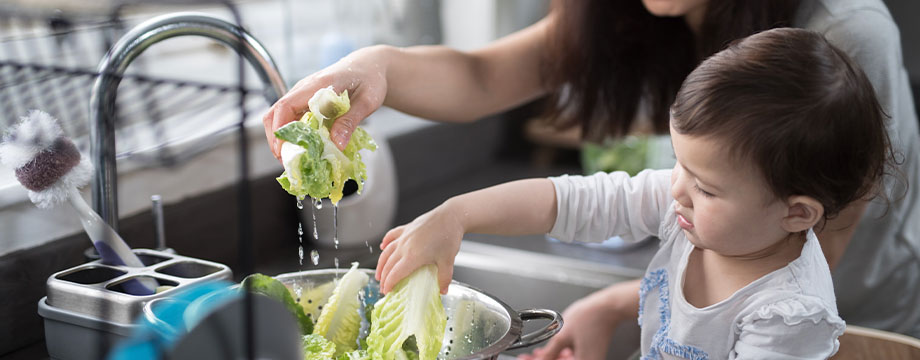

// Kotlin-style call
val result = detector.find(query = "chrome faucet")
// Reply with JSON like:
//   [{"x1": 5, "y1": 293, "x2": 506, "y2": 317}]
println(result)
[{"x1": 89, "y1": 13, "x2": 288, "y2": 230}]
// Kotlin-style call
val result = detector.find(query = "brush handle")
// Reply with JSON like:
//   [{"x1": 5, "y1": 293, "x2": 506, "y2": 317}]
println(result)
[{"x1": 68, "y1": 188, "x2": 158, "y2": 294}]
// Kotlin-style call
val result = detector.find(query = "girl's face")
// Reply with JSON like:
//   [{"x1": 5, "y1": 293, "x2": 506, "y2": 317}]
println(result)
[
  {"x1": 642, "y1": 0, "x2": 708, "y2": 17},
  {"x1": 669, "y1": 124, "x2": 791, "y2": 256}
]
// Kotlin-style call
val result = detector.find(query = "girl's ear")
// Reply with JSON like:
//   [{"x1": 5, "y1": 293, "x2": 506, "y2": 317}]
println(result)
[{"x1": 782, "y1": 196, "x2": 824, "y2": 233}]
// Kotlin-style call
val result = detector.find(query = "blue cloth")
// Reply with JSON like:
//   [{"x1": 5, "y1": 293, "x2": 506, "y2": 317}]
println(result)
[{"x1": 107, "y1": 281, "x2": 237, "y2": 360}]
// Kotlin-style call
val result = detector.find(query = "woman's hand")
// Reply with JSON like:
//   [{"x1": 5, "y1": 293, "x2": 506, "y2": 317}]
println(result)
[
  {"x1": 519, "y1": 279, "x2": 641, "y2": 360},
  {"x1": 263, "y1": 45, "x2": 390, "y2": 159},
  {"x1": 375, "y1": 202, "x2": 464, "y2": 295}
]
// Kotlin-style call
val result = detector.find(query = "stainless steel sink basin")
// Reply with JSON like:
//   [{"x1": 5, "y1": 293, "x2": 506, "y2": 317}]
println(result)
[{"x1": 453, "y1": 241, "x2": 643, "y2": 360}]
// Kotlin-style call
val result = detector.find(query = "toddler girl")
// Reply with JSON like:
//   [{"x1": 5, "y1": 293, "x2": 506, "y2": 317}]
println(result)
[{"x1": 375, "y1": 28, "x2": 894, "y2": 359}]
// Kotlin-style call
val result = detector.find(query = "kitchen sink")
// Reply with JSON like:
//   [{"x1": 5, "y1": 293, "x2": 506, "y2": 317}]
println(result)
[{"x1": 453, "y1": 241, "x2": 644, "y2": 360}]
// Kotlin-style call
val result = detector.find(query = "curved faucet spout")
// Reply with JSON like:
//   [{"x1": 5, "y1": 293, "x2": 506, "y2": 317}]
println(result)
[{"x1": 89, "y1": 12, "x2": 288, "y2": 230}]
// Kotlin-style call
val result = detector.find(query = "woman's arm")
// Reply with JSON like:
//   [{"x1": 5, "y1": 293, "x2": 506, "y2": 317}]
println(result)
[
  {"x1": 264, "y1": 14, "x2": 554, "y2": 157},
  {"x1": 522, "y1": 279, "x2": 641, "y2": 360},
  {"x1": 383, "y1": 15, "x2": 553, "y2": 123}
]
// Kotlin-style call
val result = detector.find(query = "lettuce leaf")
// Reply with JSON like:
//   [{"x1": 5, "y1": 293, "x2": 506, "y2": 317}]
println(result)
[
  {"x1": 303, "y1": 334, "x2": 336, "y2": 360},
  {"x1": 275, "y1": 87, "x2": 377, "y2": 204},
  {"x1": 336, "y1": 350, "x2": 370, "y2": 360},
  {"x1": 241, "y1": 273, "x2": 314, "y2": 335},
  {"x1": 298, "y1": 281, "x2": 336, "y2": 320},
  {"x1": 314, "y1": 263, "x2": 370, "y2": 355},
  {"x1": 366, "y1": 265, "x2": 446, "y2": 360},
  {"x1": 309, "y1": 86, "x2": 351, "y2": 122}
]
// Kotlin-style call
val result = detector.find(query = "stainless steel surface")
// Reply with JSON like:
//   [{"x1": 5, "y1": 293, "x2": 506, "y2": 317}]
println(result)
[
  {"x1": 456, "y1": 240, "x2": 646, "y2": 290},
  {"x1": 89, "y1": 12, "x2": 288, "y2": 230},
  {"x1": 507, "y1": 308, "x2": 562, "y2": 350},
  {"x1": 151, "y1": 195, "x2": 166, "y2": 251},
  {"x1": 453, "y1": 238, "x2": 654, "y2": 359},
  {"x1": 273, "y1": 268, "x2": 563, "y2": 360},
  {"x1": 45, "y1": 249, "x2": 232, "y2": 324},
  {"x1": 464, "y1": 234, "x2": 656, "y2": 276}
]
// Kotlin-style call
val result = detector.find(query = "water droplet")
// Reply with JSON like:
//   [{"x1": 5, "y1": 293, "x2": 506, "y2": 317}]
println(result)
[
  {"x1": 293, "y1": 283, "x2": 303, "y2": 299},
  {"x1": 297, "y1": 223, "x2": 303, "y2": 236},
  {"x1": 333, "y1": 205, "x2": 339, "y2": 249},
  {"x1": 311, "y1": 249, "x2": 320, "y2": 265},
  {"x1": 298, "y1": 246, "x2": 304, "y2": 265},
  {"x1": 334, "y1": 257, "x2": 339, "y2": 269},
  {"x1": 312, "y1": 209, "x2": 319, "y2": 241},
  {"x1": 296, "y1": 199, "x2": 303, "y2": 210},
  {"x1": 314, "y1": 198, "x2": 323, "y2": 210}
]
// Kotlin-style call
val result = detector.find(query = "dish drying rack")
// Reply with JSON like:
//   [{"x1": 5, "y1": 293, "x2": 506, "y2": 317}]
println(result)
[
  {"x1": 0, "y1": 2, "x2": 267, "y2": 167},
  {"x1": 1, "y1": 1, "x2": 287, "y2": 359}
]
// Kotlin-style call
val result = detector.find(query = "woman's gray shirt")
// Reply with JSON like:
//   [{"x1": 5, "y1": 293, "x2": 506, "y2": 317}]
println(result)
[{"x1": 796, "y1": 0, "x2": 920, "y2": 337}]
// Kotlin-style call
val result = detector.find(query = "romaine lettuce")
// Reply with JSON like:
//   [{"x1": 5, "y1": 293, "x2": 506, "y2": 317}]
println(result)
[
  {"x1": 314, "y1": 263, "x2": 370, "y2": 355},
  {"x1": 303, "y1": 334, "x2": 337, "y2": 360},
  {"x1": 275, "y1": 87, "x2": 377, "y2": 204},
  {"x1": 366, "y1": 265, "x2": 446, "y2": 360},
  {"x1": 241, "y1": 273, "x2": 314, "y2": 335},
  {"x1": 336, "y1": 350, "x2": 370, "y2": 360},
  {"x1": 299, "y1": 281, "x2": 336, "y2": 320}
]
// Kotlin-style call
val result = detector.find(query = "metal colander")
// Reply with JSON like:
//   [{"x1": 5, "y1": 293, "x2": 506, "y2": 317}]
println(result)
[{"x1": 274, "y1": 268, "x2": 563, "y2": 360}]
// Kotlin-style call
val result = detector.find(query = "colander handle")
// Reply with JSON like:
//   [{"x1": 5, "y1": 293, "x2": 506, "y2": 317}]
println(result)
[{"x1": 507, "y1": 308, "x2": 564, "y2": 350}]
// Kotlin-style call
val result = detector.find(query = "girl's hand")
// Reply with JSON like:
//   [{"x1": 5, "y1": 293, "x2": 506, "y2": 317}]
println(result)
[
  {"x1": 375, "y1": 202, "x2": 464, "y2": 294},
  {"x1": 263, "y1": 45, "x2": 389, "y2": 158}
]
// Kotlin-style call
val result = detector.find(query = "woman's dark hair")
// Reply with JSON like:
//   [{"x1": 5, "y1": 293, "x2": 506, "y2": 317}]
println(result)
[
  {"x1": 670, "y1": 28, "x2": 893, "y2": 220},
  {"x1": 541, "y1": 0, "x2": 800, "y2": 141}
]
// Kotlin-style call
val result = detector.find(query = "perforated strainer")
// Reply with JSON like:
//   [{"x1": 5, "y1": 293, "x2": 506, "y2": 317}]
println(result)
[{"x1": 274, "y1": 268, "x2": 563, "y2": 360}]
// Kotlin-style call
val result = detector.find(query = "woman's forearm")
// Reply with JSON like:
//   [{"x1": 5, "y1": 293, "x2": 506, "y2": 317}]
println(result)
[
  {"x1": 379, "y1": 16, "x2": 552, "y2": 122},
  {"x1": 600, "y1": 278, "x2": 642, "y2": 322},
  {"x1": 444, "y1": 178, "x2": 558, "y2": 236}
]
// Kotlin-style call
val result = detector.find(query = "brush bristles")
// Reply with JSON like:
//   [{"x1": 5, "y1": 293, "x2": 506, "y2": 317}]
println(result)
[
  {"x1": 16, "y1": 137, "x2": 81, "y2": 191},
  {"x1": 1, "y1": 110, "x2": 93, "y2": 209},
  {"x1": 0, "y1": 110, "x2": 63, "y2": 169},
  {"x1": 28, "y1": 156, "x2": 92, "y2": 209}
]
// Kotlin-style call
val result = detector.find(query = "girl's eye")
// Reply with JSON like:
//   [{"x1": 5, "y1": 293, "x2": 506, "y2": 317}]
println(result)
[{"x1": 694, "y1": 184, "x2": 715, "y2": 198}]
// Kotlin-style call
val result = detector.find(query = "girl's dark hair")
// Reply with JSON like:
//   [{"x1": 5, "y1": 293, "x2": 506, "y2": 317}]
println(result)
[
  {"x1": 670, "y1": 28, "x2": 893, "y2": 220},
  {"x1": 541, "y1": 0, "x2": 800, "y2": 142}
]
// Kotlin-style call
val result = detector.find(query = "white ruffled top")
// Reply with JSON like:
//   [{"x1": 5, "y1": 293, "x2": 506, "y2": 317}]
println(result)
[{"x1": 550, "y1": 169, "x2": 846, "y2": 359}]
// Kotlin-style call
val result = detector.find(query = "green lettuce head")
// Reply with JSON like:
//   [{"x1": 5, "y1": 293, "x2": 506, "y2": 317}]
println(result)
[
  {"x1": 366, "y1": 265, "x2": 446, "y2": 360},
  {"x1": 303, "y1": 334, "x2": 337, "y2": 360},
  {"x1": 314, "y1": 263, "x2": 369, "y2": 355},
  {"x1": 276, "y1": 87, "x2": 377, "y2": 204},
  {"x1": 241, "y1": 273, "x2": 313, "y2": 335}
]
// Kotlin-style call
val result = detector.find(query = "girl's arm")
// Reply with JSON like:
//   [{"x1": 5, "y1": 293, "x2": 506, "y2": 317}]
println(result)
[{"x1": 375, "y1": 178, "x2": 557, "y2": 294}]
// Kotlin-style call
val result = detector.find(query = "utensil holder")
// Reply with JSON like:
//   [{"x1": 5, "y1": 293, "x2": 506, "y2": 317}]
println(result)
[{"x1": 38, "y1": 249, "x2": 231, "y2": 360}]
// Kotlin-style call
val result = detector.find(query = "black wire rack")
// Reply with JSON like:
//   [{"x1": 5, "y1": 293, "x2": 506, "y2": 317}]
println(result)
[
  {"x1": 0, "y1": 2, "x2": 265, "y2": 167},
  {"x1": 1, "y1": 1, "x2": 270, "y2": 358}
]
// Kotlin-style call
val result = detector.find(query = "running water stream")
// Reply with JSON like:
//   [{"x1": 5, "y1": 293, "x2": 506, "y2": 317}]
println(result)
[
  {"x1": 297, "y1": 189, "x2": 376, "y2": 272},
  {"x1": 295, "y1": 199, "x2": 305, "y2": 299}
]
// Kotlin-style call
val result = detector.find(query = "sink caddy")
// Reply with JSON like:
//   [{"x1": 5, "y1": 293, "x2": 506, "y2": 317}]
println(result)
[{"x1": 38, "y1": 249, "x2": 231, "y2": 360}]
